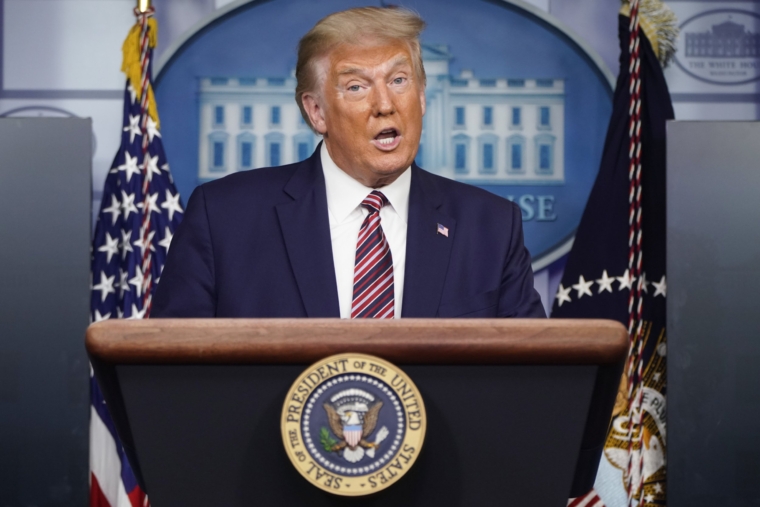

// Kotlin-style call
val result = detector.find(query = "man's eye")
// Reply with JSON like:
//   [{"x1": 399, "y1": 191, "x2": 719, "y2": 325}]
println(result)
[
  {"x1": 393, "y1": 77, "x2": 406, "y2": 85},
  {"x1": 348, "y1": 85, "x2": 361, "y2": 92}
]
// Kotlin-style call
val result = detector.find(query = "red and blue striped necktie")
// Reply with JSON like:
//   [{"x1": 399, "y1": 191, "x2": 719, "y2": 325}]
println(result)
[{"x1": 351, "y1": 191, "x2": 395, "y2": 319}]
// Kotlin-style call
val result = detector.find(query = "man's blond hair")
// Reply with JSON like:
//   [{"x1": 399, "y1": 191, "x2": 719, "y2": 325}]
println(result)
[{"x1": 295, "y1": 7, "x2": 426, "y2": 130}]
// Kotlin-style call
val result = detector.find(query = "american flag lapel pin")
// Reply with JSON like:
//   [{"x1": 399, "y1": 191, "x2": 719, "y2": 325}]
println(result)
[{"x1": 437, "y1": 223, "x2": 449, "y2": 237}]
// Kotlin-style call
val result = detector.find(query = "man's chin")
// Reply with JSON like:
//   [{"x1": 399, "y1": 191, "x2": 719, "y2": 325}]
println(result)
[
  {"x1": 367, "y1": 152, "x2": 413, "y2": 173},
  {"x1": 369, "y1": 161, "x2": 410, "y2": 177}
]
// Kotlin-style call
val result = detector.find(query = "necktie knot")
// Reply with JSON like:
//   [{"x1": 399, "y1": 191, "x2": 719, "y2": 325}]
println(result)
[{"x1": 361, "y1": 191, "x2": 388, "y2": 214}]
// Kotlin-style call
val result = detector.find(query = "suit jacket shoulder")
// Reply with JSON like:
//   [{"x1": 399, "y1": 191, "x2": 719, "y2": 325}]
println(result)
[
  {"x1": 406, "y1": 165, "x2": 545, "y2": 318},
  {"x1": 152, "y1": 156, "x2": 338, "y2": 318},
  {"x1": 200, "y1": 163, "x2": 298, "y2": 211}
]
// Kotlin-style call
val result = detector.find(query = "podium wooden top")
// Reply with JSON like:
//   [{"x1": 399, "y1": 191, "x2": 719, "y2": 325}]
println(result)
[{"x1": 86, "y1": 319, "x2": 627, "y2": 365}]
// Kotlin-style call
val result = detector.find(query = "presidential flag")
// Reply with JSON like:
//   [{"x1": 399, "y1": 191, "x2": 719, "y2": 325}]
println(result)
[
  {"x1": 554, "y1": 1, "x2": 676, "y2": 506},
  {"x1": 89, "y1": 5, "x2": 182, "y2": 506}
]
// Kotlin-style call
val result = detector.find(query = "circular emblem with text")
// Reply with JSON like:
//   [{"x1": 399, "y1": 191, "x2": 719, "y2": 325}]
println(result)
[
  {"x1": 281, "y1": 353, "x2": 426, "y2": 496},
  {"x1": 674, "y1": 9, "x2": 760, "y2": 85}
]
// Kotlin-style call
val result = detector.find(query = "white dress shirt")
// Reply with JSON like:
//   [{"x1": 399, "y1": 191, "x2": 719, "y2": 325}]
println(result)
[{"x1": 321, "y1": 143, "x2": 410, "y2": 319}]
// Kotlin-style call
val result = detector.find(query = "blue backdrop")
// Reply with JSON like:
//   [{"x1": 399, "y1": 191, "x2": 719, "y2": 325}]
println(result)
[{"x1": 154, "y1": 0, "x2": 612, "y2": 263}]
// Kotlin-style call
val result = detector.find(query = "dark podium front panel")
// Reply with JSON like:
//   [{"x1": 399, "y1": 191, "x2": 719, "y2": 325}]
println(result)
[
  {"x1": 119, "y1": 364, "x2": 594, "y2": 506},
  {"x1": 87, "y1": 319, "x2": 626, "y2": 507}
]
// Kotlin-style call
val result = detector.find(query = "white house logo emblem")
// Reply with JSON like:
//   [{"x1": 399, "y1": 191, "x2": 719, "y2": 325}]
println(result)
[
  {"x1": 674, "y1": 9, "x2": 760, "y2": 85},
  {"x1": 281, "y1": 353, "x2": 426, "y2": 496}
]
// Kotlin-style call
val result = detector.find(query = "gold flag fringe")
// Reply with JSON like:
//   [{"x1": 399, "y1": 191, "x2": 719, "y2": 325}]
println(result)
[
  {"x1": 121, "y1": 17, "x2": 160, "y2": 127},
  {"x1": 621, "y1": 0, "x2": 679, "y2": 68}
]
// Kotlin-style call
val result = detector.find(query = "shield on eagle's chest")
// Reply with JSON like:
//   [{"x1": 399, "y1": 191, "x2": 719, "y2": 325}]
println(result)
[{"x1": 344, "y1": 425, "x2": 362, "y2": 448}]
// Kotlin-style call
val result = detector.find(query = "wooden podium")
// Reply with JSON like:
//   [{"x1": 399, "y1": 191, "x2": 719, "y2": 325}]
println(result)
[{"x1": 87, "y1": 319, "x2": 626, "y2": 506}]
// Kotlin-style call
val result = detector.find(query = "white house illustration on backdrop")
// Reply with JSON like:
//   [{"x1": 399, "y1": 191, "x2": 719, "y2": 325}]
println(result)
[{"x1": 198, "y1": 44, "x2": 565, "y2": 186}]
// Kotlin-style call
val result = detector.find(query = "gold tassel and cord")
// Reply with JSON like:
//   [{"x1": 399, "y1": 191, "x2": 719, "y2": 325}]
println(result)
[
  {"x1": 621, "y1": 0, "x2": 679, "y2": 68},
  {"x1": 121, "y1": 16, "x2": 160, "y2": 128}
]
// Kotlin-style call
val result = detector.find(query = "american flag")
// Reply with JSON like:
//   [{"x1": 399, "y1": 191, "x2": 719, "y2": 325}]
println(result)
[{"x1": 89, "y1": 6, "x2": 182, "y2": 506}]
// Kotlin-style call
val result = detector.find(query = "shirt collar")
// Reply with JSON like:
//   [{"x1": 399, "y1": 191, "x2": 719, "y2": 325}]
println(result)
[{"x1": 321, "y1": 142, "x2": 411, "y2": 224}]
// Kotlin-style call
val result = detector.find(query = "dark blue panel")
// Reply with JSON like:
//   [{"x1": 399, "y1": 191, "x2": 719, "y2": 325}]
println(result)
[
  {"x1": 0, "y1": 118, "x2": 91, "y2": 506},
  {"x1": 668, "y1": 121, "x2": 760, "y2": 505}
]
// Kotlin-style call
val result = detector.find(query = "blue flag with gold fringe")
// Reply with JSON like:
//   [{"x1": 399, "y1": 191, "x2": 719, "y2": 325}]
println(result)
[{"x1": 554, "y1": 1, "x2": 676, "y2": 506}]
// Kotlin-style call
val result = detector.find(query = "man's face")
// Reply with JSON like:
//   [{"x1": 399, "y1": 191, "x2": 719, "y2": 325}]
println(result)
[{"x1": 303, "y1": 40, "x2": 426, "y2": 188}]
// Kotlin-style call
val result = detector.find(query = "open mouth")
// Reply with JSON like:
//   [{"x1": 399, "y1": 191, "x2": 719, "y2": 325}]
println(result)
[
  {"x1": 372, "y1": 128, "x2": 401, "y2": 149},
  {"x1": 375, "y1": 128, "x2": 398, "y2": 145}
]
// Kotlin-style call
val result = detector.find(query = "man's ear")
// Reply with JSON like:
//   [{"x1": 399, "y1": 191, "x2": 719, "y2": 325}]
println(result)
[
  {"x1": 419, "y1": 86, "x2": 426, "y2": 117},
  {"x1": 302, "y1": 92, "x2": 327, "y2": 135}
]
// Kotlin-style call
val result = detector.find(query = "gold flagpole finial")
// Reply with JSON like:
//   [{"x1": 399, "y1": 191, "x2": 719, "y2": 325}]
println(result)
[{"x1": 137, "y1": 0, "x2": 151, "y2": 13}]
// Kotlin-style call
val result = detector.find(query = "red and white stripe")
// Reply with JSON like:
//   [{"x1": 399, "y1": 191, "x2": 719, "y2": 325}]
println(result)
[
  {"x1": 351, "y1": 191, "x2": 395, "y2": 319},
  {"x1": 89, "y1": 406, "x2": 147, "y2": 507},
  {"x1": 568, "y1": 489, "x2": 606, "y2": 507},
  {"x1": 624, "y1": 1, "x2": 646, "y2": 505},
  {"x1": 136, "y1": 5, "x2": 156, "y2": 316},
  {"x1": 344, "y1": 429, "x2": 362, "y2": 448}
]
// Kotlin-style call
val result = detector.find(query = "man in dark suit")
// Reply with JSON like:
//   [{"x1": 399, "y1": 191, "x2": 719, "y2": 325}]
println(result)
[{"x1": 152, "y1": 6, "x2": 545, "y2": 319}]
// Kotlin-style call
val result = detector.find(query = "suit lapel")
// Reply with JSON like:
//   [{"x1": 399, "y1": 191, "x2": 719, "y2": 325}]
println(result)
[
  {"x1": 401, "y1": 166, "x2": 456, "y2": 317},
  {"x1": 276, "y1": 149, "x2": 340, "y2": 317}
]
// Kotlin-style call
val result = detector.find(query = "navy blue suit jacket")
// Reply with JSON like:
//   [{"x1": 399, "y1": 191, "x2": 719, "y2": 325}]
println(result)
[{"x1": 152, "y1": 148, "x2": 545, "y2": 319}]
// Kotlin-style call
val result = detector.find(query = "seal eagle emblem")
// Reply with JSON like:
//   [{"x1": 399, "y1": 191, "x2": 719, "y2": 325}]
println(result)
[
  {"x1": 322, "y1": 389, "x2": 388, "y2": 463},
  {"x1": 281, "y1": 353, "x2": 426, "y2": 496}
]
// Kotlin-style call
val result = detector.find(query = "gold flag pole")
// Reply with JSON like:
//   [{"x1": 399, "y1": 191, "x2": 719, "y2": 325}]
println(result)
[{"x1": 137, "y1": 0, "x2": 151, "y2": 13}]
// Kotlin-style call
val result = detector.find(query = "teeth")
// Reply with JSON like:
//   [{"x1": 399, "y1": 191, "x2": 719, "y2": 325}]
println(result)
[{"x1": 377, "y1": 136, "x2": 396, "y2": 145}]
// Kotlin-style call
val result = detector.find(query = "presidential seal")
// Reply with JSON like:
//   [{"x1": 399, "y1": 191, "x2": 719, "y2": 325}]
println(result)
[{"x1": 281, "y1": 353, "x2": 426, "y2": 496}]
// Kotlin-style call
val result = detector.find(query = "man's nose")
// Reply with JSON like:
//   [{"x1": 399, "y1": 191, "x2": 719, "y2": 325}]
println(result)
[{"x1": 372, "y1": 83, "x2": 395, "y2": 116}]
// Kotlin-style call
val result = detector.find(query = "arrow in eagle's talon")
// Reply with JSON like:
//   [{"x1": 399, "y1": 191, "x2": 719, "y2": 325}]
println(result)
[
  {"x1": 374, "y1": 426, "x2": 389, "y2": 445},
  {"x1": 365, "y1": 426, "x2": 390, "y2": 458}
]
